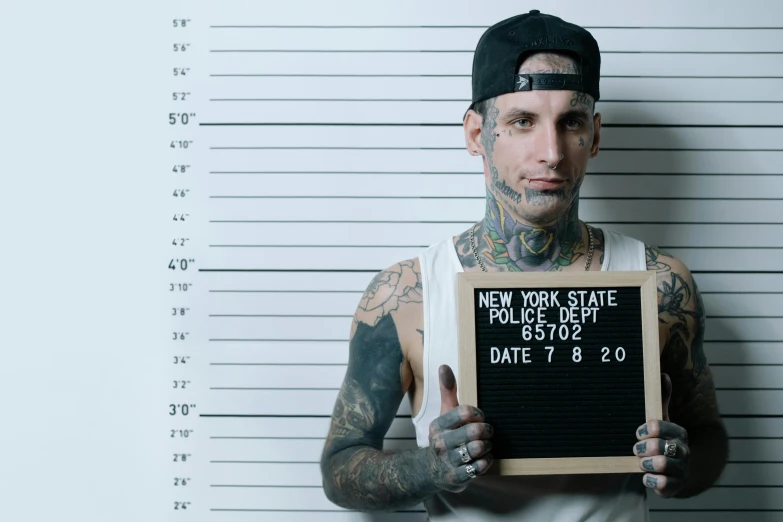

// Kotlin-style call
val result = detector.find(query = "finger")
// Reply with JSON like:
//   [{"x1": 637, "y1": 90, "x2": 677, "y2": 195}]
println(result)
[
  {"x1": 637, "y1": 420, "x2": 688, "y2": 441},
  {"x1": 443, "y1": 422, "x2": 494, "y2": 448},
  {"x1": 633, "y1": 438, "x2": 667, "y2": 457},
  {"x1": 456, "y1": 455, "x2": 494, "y2": 482},
  {"x1": 661, "y1": 373, "x2": 672, "y2": 422},
  {"x1": 434, "y1": 404, "x2": 485, "y2": 432},
  {"x1": 643, "y1": 474, "x2": 684, "y2": 499},
  {"x1": 638, "y1": 455, "x2": 687, "y2": 478},
  {"x1": 449, "y1": 440, "x2": 493, "y2": 467},
  {"x1": 634, "y1": 438, "x2": 689, "y2": 459},
  {"x1": 449, "y1": 439, "x2": 492, "y2": 467},
  {"x1": 438, "y1": 365, "x2": 460, "y2": 416}
]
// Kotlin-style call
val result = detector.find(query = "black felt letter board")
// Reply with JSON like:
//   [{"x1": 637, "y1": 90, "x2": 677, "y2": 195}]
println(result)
[{"x1": 473, "y1": 286, "x2": 646, "y2": 460}]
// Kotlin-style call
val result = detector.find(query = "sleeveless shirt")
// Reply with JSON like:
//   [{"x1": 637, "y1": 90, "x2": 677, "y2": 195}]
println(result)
[{"x1": 413, "y1": 228, "x2": 649, "y2": 521}]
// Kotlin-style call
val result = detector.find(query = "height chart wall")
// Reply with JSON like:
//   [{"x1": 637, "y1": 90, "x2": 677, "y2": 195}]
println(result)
[{"x1": 2, "y1": 1, "x2": 781, "y2": 521}]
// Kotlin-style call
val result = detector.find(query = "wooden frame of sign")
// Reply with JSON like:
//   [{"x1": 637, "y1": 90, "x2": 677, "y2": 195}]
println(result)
[{"x1": 457, "y1": 270, "x2": 661, "y2": 476}]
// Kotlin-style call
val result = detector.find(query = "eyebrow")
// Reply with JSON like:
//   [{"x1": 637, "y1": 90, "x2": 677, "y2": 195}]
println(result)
[{"x1": 502, "y1": 108, "x2": 592, "y2": 121}]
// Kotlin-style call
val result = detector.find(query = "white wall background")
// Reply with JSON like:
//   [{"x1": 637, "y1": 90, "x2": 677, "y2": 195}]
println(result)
[{"x1": 1, "y1": 1, "x2": 781, "y2": 521}]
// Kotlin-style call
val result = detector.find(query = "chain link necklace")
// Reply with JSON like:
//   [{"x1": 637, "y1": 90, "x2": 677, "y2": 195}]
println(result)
[{"x1": 469, "y1": 222, "x2": 594, "y2": 272}]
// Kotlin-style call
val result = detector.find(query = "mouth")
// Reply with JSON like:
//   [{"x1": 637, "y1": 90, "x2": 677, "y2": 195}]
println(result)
[{"x1": 526, "y1": 178, "x2": 568, "y2": 191}]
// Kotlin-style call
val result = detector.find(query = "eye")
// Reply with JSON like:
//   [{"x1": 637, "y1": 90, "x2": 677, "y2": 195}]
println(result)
[
  {"x1": 565, "y1": 119, "x2": 582, "y2": 129},
  {"x1": 513, "y1": 119, "x2": 532, "y2": 128}
]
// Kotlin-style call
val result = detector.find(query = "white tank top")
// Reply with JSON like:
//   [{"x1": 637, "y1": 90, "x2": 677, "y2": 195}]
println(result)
[{"x1": 414, "y1": 227, "x2": 650, "y2": 521}]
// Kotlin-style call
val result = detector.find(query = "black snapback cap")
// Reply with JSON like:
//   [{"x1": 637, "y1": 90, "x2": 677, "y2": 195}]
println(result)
[{"x1": 467, "y1": 10, "x2": 601, "y2": 116}]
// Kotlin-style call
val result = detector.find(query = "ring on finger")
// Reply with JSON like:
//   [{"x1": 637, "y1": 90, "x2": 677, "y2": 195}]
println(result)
[
  {"x1": 465, "y1": 464, "x2": 477, "y2": 479},
  {"x1": 457, "y1": 443, "x2": 471, "y2": 463},
  {"x1": 664, "y1": 440, "x2": 678, "y2": 457}
]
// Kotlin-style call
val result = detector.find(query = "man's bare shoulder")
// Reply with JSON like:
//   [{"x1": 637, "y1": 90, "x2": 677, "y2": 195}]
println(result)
[
  {"x1": 644, "y1": 245, "x2": 697, "y2": 307},
  {"x1": 351, "y1": 258, "x2": 424, "y2": 346}
]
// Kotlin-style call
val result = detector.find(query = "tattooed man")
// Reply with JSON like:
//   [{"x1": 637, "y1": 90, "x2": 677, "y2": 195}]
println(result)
[{"x1": 321, "y1": 10, "x2": 728, "y2": 521}]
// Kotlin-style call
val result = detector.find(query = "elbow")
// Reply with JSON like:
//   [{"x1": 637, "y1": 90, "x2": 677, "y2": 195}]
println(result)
[
  {"x1": 320, "y1": 453, "x2": 350, "y2": 509},
  {"x1": 320, "y1": 456, "x2": 340, "y2": 506}
]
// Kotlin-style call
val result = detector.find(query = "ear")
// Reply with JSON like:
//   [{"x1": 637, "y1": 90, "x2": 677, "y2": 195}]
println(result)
[
  {"x1": 464, "y1": 109, "x2": 484, "y2": 157},
  {"x1": 589, "y1": 112, "x2": 602, "y2": 158}
]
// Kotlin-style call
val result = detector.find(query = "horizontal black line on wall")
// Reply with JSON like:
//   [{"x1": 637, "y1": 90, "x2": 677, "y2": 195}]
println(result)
[
  {"x1": 209, "y1": 338, "x2": 351, "y2": 341},
  {"x1": 649, "y1": 509, "x2": 783, "y2": 512},
  {"x1": 211, "y1": 484, "x2": 323, "y2": 488},
  {"x1": 200, "y1": 414, "x2": 412, "y2": 418},
  {"x1": 717, "y1": 388, "x2": 783, "y2": 391},
  {"x1": 203, "y1": 122, "x2": 783, "y2": 128},
  {"x1": 703, "y1": 340, "x2": 779, "y2": 343},
  {"x1": 208, "y1": 98, "x2": 783, "y2": 104},
  {"x1": 209, "y1": 289, "x2": 364, "y2": 293},
  {"x1": 712, "y1": 317, "x2": 783, "y2": 319},
  {"x1": 206, "y1": 338, "x2": 773, "y2": 343},
  {"x1": 208, "y1": 25, "x2": 783, "y2": 29},
  {"x1": 206, "y1": 246, "x2": 783, "y2": 251},
  {"x1": 721, "y1": 414, "x2": 783, "y2": 418},
  {"x1": 208, "y1": 289, "x2": 782, "y2": 295},
  {"x1": 211, "y1": 388, "x2": 340, "y2": 391},
  {"x1": 199, "y1": 269, "x2": 783, "y2": 274},
  {"x1": 219, "y1": 459, "x2": 776, "y2": 465},
  {"x1": 210, "y1": 509, "x2": 425, "y2": 513},
  {"x1": 211, "y1": 432, "x2": 414, "y2": 436},
  {"x1": 212, "y1": 363, "x2": 781, "y2": 368},
  {"x1": 209, "y1": 314, "x2": 352, "y2": 318},
  {"x1": 207, "y1": 220, "x2": 783, "y2": 225},
  {"x1": 208, "y1": 435, "x2": 776, "y2": 441},
  {"x1": 711, "y1": 364, "x2": 783, "y2": 367},
  {"x1": 206, "y1": 314, "x2": 780, "y2": 320},
  {"x1": 208, "y1": 145, "x2": 783, "y2": 151},
  {"x1": 210, "y1": 50, "x2": 783, "y2": 55},
  {"x1": 209, "y1": 171, "x2": 783, "y2": 176},
  {"x1": 207, "y1": 74, "x2": 783, "y2": 79},
  {"x1": 207, "y1": 196, "x2": 783, "y2": 201},
  {"x1": 220, "y1": 386, "x2": 783, "y2": 392},
  {"x1": 210, "y1": 363, "x2": 349, "y2": 366}
]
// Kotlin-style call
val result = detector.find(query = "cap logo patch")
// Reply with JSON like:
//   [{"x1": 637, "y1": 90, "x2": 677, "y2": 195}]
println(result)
[
  {"x1": 516, "y1": 76, "x2": 529, "y2": 89},
  {"x1": 523, "y1": 35, "x2": 573, "y2": 49}
]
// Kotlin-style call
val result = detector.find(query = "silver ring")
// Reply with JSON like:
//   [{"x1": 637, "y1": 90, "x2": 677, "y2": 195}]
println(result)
[
  {"x1": 465, "y1": 464, "x2": 477, "y2": 479},
  {"x1": 457, "y1": 443, "x2": 471, "y2": 463},
  {"x1": 664, "y1": 440, "x2": 677, "y2": 457}
]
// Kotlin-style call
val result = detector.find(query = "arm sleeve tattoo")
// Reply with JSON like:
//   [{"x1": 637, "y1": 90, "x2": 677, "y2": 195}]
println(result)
[
  {"x1": 647, "y1": 246, "x2": 729, "y2": 497},
  {"x1": 320, "y1": 260, "x2": 438, "y2": 511}
]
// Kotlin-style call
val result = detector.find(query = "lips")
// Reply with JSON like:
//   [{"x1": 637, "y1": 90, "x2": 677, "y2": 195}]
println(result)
[{"x1": 527, "y1": 178, "x2": 567, "y2": 190}]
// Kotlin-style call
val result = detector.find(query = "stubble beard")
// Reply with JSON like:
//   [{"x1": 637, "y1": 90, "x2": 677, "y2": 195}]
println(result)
[{"x1": 493, "y1": 179, "x2": 578, "y2": 227}]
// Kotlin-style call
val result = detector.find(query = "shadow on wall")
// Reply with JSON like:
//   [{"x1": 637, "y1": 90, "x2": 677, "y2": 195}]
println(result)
[{"x1": 589, "y1": 102, "x2": 749, "y2": 513}]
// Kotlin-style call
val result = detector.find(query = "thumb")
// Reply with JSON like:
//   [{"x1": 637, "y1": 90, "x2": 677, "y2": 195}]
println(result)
[
  {"x1": 439, "y1": 365, "x2": 460, "y2": 416},
  {"x1": 661, "y1": 373, "x2": 672, "y2": 422}
]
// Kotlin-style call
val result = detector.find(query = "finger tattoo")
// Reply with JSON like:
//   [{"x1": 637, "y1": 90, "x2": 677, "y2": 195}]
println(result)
[
  {"x1": 645, "y1": 476, "x2": 658, "y2": 489},
  {"x1": 638, "y1": 425, "x2": 649, "y2": 437},
  {"x1": 635, "y1": 442, "x2": 646, "y2": 455},
  {"x1": 642, "y1": 459, "x2": 655, "y2": 471}
]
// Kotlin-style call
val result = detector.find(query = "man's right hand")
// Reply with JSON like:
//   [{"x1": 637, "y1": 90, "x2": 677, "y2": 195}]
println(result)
[{"x1": 427, "y1": 364, "x2": 494, "y2": 493}]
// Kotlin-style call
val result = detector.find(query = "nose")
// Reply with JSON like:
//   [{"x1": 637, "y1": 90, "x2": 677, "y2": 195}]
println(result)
[{"x1": 536, "y1": 123, "x2": 565, "y2": 169}]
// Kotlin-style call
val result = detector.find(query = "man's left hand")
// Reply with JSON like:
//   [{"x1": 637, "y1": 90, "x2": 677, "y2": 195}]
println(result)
[{"x1": 632, "y1": 373, "x2": 691, "y2": 498}]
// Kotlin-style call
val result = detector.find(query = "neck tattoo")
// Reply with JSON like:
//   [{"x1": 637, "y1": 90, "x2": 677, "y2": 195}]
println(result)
[{"x1": 470, "y1": 222, "x2": 594, "y2": 272}]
